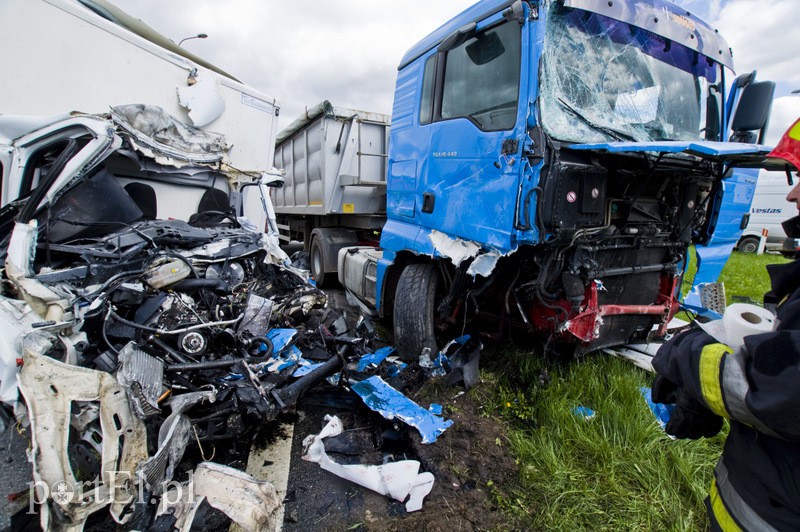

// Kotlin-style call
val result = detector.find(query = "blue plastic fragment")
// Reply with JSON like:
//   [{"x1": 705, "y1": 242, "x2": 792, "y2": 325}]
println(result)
[
  {"x1": 428, "y1": 403, "x2": 443, "y2": 415},
  {"x1": 293, "y1": 361, "x2": 325, "y2": 377},
  {"x1": 356, "y1": 346, "x2": 395, "y2": 372},
  {"x1": 386, "y1": 362, "x2": 408, "y2": 378},
  {"x1": 266, "y1": 328, "x2": 298, "y2": 353},
  {"x1": 572, "y1": 406, "x2": 596, "y2": 420},
  {"x1": 351, "y1": 376, "x2": 453, "y2": 444},
  {"x1": 640, "y1": 386, "x2": 674, "y2": 432}
]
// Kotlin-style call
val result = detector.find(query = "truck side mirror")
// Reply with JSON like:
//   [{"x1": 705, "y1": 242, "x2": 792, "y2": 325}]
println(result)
[
  {"x1": 466, "y1": 31, "x2": 505, "y2": 65},
  {"x1": 704, "y1": 85, "x2": 721, "y2": 142},
  {"x1": 730, "y1": 80, "x2": 775, "y2": 143}
]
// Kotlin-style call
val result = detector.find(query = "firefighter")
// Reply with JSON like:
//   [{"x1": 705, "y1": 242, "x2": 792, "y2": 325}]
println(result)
[{"x1": 651, "y1": 118, "x2": 800, "y2": 531}]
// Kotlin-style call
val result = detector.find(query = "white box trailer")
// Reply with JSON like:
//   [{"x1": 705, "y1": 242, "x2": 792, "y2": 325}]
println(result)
[
  {"x1": 272, "y1": 101, "x2": 390, "y2": 285},
  {"x1": 0, "y1": 0, "x2": 280, "y2": 228}
]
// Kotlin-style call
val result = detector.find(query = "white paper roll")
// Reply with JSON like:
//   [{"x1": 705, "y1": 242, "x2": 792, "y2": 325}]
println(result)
[{"x1": 721, "y1": 303, "x2": 776, "y2": 349}]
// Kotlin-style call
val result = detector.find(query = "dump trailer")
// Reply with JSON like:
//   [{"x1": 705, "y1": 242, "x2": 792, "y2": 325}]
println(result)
[
  {"x1": 0, "y1": 0, "x2": 280, "y2": 229},
  {"x1": 333, "y1": 0, "x2": 778, "y2": 358},
  {"x1": 272, "y1": 102, "x2": 391, "y2": 285}
]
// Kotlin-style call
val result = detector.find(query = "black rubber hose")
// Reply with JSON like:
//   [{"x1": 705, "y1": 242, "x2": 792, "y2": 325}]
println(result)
[
  {"x1": 247, "y1": 336, "x2": 274, "y2": 357},
  {"x1": 171, "y1": 279, "x2": 229, "y2": 292},
  {"x1": 165, "y1": 357, "x2": 262, "y2": 372}
]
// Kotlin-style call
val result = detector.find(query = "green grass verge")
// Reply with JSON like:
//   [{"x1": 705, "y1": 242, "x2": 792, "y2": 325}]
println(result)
[
  {"x1": 682, "y1": 249, "x2": 790, "y2": 303},
  {"x1": 481, "y1": 355, "x2": 726, "y2": 530}
]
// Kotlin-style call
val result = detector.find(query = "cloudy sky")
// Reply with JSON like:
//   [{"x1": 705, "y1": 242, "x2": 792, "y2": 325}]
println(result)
[{"x1": 110, "y1": 0, "x2": 799, "y2": 136}]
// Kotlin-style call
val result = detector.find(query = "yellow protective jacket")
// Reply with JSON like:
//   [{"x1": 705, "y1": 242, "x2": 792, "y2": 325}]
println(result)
[{"x1": 653, "y1": 259, "x2": 800, "y2": 531}]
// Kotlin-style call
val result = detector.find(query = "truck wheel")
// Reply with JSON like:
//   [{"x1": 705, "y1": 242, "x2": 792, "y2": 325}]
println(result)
[
  {"x1": 738, "y1": 236, "x2": 759, "y2": 254},
  {"x1": 310, "y1": 236, "x2": 331, "y2": 287},
  {"x1": 394, "y1": 263, "x2": 440, "y2": 361}
]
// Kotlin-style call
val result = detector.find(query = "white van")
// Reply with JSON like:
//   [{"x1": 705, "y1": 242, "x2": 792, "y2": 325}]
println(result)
[{"x1": 737, "y1": 171, "x2": 795, "y2": 253}]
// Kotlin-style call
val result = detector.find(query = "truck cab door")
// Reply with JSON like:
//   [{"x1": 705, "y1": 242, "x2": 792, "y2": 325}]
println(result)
[{"x1": 415, "y1": 10, "x2": 529, "y2": 252}]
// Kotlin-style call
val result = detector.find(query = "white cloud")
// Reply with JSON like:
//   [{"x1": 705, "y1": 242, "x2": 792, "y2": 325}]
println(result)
[
  {"x1": 714, "y1": 0, "x2": 799, "y2": 89},
  {"x1": 107, "y1": 0, "x2": 799, "y2": 134},
  {"x1": 111, "y1": 0, "x2": 476, "y2": 129},
  {"x1": 765, "y1": 96, "x2": 800, "y2": 147}
]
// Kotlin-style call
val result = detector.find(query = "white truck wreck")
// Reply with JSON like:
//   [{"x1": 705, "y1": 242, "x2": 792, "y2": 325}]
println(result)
[{"x1": 0, "y1": 106, "x2": 324, "y2": 530}]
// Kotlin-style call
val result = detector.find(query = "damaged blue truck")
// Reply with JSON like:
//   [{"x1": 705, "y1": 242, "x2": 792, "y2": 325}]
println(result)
[{"x1": 275, "y1": 0, "x2": 776, "y2": 358}]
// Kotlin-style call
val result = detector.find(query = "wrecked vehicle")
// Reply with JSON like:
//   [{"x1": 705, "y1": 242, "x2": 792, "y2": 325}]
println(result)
[
  {"x1": 0, "y1": 105, "x2": 391, "y2": 530},
  {"x1": 276, "y1": 0, "x2": 777, "y2": 357}
]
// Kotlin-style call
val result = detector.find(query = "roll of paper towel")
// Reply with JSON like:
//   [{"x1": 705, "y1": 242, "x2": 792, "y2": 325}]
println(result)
[{"x1": 700, "y1": 303, "x2": 776, "y2": 349}]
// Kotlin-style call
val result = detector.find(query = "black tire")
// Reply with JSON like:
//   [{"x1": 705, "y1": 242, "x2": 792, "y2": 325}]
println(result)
[
  {"x1": 394, "y1": 263, "x2": 440, "y2": 361},
  {"x1": 738, "y1": 236, "x2": 759, "y2": 254},
  {"x1": 310, "y1": 237, "x2": 331, "y2": 287}
]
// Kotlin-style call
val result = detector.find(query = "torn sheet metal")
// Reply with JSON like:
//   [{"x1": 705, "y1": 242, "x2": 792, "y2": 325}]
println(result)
[
  {"x1": 18, "y1": 347, "x2": 149, "y2": 531},
  {"x1": 357, "y1": 346, "x2": 395, "y2": 372},
  {"x1": 466, "y1": 250, "x2": 502, "y2": 278},
  {"x1": 351, "y1": 376, "x2": 453, "y2": 444},
  {"x1": 111, "y1": 104, "x2": 228, "y2": 167},
  {"x1": 302, "y1": 415, "x2": 434, "y2": 512},
  {"x1": 138, "y1": 391, "x2": 216, "y2": 493},
  {"x1": 193, "y1": 461, "x2": 282, "y2": 532},
  {"x1": 429, "y1": 230, "x2": 480, "y2": 268},
  {"x1": 177, "y1": 72, "x2": 226, "y2": 127}
]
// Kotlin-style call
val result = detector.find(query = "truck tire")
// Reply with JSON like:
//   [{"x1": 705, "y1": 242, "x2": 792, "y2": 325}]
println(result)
[
  {"x1": 394, "y1": 263, "x2": 440, "y2": 361},
  {"x1": 310, "y1": 236, "x2": 331, "y2": 287},
  {"x1": 738, "y1": 236, "x2": 759, "y2": 254}
]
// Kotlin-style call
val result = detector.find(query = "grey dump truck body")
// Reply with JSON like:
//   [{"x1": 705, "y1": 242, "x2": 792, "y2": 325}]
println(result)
[{"x1": 272, "y1": 102, "x2": 390, "y2": 284}]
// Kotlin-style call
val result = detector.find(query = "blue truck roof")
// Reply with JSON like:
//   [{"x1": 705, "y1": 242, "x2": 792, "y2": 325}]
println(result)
[{"x1": 399, "y1": 0, "x2": 733, "y2": 70}]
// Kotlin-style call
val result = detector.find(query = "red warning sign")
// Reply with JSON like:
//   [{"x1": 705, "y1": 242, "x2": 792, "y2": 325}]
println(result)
[{"x1": 566, "y1": 191, "x2": 577, "y2": 203}]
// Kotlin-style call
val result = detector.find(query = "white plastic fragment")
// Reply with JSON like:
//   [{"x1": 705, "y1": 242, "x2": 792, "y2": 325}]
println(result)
[
  {"x1": 192, "y1": 462, "x2": 282, "y2": 532},
  {"x1": 302, "y1": 415, "x2": 435, "y2": 512},
  {"x1": 429, "y1": 230, "x2": 480, "y2": 267}
]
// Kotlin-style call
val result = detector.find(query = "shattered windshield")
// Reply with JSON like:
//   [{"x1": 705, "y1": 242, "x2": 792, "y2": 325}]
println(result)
[{"x1": 540, "y1": 3, "x2": 722, "y2": 143}]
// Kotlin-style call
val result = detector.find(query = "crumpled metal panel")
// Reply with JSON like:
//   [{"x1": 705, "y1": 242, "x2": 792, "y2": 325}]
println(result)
[{"x1": 18, "y1": 347, "x2": 149, "y2": 531}]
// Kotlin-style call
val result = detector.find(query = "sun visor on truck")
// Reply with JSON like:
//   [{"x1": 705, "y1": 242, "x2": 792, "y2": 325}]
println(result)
[
  {"x1": 561, "y1": 0, "x2": 734, "y2": 70},
  {"x1": 565, "y1": 140, "x2": 792, "y2": 170}
]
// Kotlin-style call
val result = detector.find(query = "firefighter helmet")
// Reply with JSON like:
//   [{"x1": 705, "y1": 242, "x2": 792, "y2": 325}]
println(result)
[{"x1": 768, "y1": 117, "x2": 800, "y2": 171}]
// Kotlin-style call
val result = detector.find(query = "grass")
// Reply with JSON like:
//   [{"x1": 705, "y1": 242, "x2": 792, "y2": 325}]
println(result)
[
  {"x1": 682, "y1": 248, "x2": 790, "y2": 303},
  {"x1": 481, "y1": 251, "x2": 789, "y2": 529},
  {"x1": 481, "y1": 355, "x2": 725, "y2": 530}
]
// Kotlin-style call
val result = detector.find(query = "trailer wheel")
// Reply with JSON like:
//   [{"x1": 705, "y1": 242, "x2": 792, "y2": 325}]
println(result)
[
  {"x1": 310, "y1": 236, "x2": 331, "y2": 287},
  {"x1": 394, "y1": 263, "x2": 441, "y2": 361},
  {"x1": 738, "y1": 236, "x2": 759, "y2": 254}
]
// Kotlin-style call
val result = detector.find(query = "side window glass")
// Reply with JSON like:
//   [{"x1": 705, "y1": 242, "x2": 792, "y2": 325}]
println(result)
[
  {"x1": 420, "y1": 55, "x2": 436, "y2": 125},
  {"x1": 441, "y1": 22, "x2": 521, "y2": 131}
]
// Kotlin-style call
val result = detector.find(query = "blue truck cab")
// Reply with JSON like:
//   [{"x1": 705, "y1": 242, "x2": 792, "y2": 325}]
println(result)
[{"x1": 340, "y1": 0, "x2": 775, "y2": 357}]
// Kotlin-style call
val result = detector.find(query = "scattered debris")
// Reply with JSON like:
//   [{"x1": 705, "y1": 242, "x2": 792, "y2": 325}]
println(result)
[
  {"x1": 301, "y1": 415, "x2": 434, "y2": 512},
  {"x1": 193, "y1": 462, "x2": 282, "y2": 531},
  {"x1": 351, "y1": 376, "x2": 454, "y2": 444},
  {"x1": 571, "y1": 406, "x2": 596, "y2": 421}
]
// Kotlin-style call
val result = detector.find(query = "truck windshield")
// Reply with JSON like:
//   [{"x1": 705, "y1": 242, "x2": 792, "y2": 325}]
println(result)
[{"x1": 540, "y1": 4, "x2": 722, "y2": 144}]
